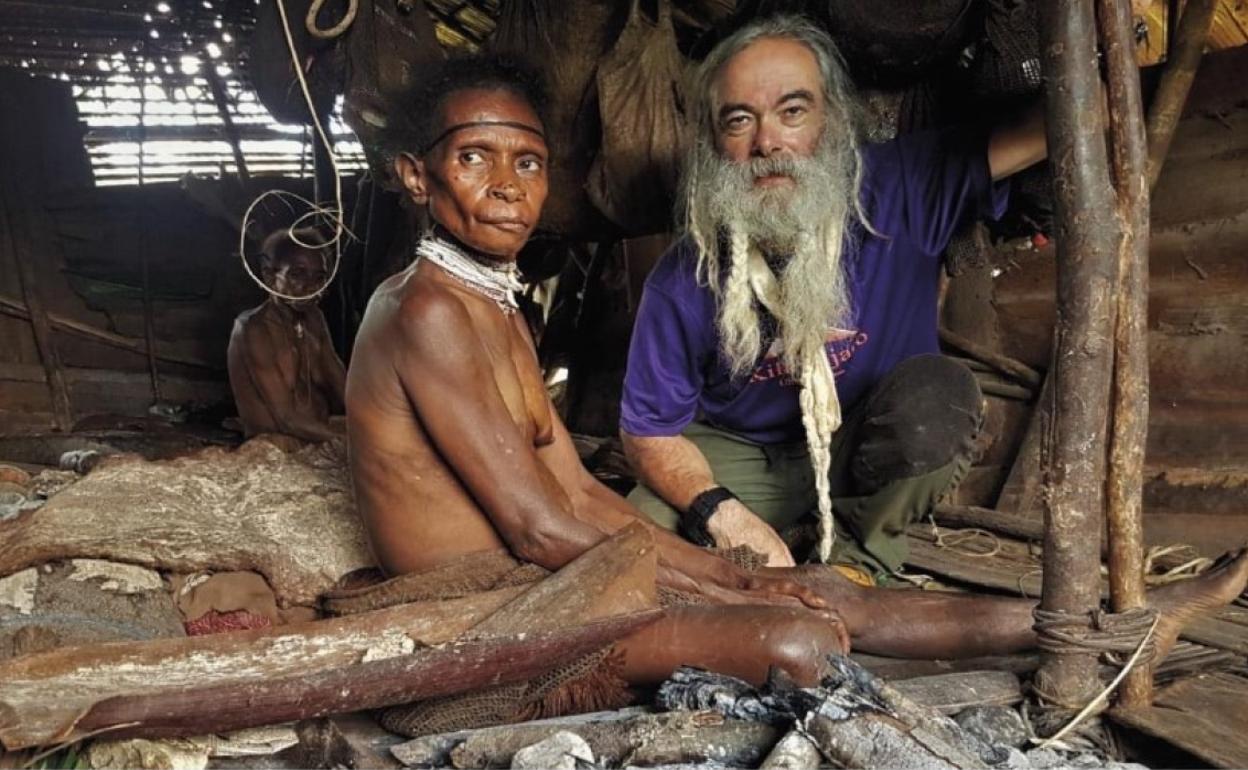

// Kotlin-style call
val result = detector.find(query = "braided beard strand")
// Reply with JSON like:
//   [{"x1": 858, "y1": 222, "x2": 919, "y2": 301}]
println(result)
[
  {"x1": 686, "y1": 132, "x2": 858, "y2": 380},
  {"x1": 684, "y1": 132, "x2": 862, "y2": 562}
]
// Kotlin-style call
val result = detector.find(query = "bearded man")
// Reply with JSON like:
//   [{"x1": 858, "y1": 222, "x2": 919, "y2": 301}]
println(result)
[
  {"x1": 228, "y1": 227, "x2": 345, "y2": 443},
  {"x1": 343, "y1": 52, "x2": 1248, "y2": 739},
  {"x1": 621, "y1": 15, "x2": 1049, "y2": 579}
]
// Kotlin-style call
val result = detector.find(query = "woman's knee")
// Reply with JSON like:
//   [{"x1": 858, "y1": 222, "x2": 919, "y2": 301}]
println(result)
[{"x1": 763, "y1": 613, "x2": 844, "y2": 687}]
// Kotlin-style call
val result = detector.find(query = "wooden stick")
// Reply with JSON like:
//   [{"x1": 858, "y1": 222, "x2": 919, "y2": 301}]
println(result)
[
  {"x1": 939, "y1": 327, "x2": 1043, "y2": 388},
  {"x1": 995, "y1": 365, "x2": 1053, "y2": 515},
  {"x1": 1145, "y1": 0, "x2": 1218, "y2": 189},
  {"x1": 71, "y1": 617, "x2": 657, "y2": 743},
  {"x1": 0, "y1": 526, "x2": 663, "y2": 749},
  {"x1": 1098, "y1": 0, "x2": 1154, "y2": 708},
  {"x1": 1035, "y1": 0, "x2": 1122, "y2": 712},
  {"x1": 0, "y1": 586, "x2": 524, "y2": 749},
  {"x1": 0, "y1": 293, "x2": 223, "y2": 371},
  {"x1": 760, "y1": 729, "x2": 822, "y2": 770},
  {"x1": 0, "y1": 194, "x2": 74, "y2": 430},
  {"x1": 932, "y1": 503, "x2": 1045, "y2": 541},
  {"x1": 206, "y1": 66, "x2": 251, "y2": 186}
]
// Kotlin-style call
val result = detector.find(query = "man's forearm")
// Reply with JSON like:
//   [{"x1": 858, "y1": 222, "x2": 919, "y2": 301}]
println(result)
[{"x1": 620, "y1": 431, "x2": 717, "y2": 512}]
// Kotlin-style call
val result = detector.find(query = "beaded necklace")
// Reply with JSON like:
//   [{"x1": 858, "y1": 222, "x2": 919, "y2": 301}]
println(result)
[{"x1": 415, "y1": 233, "x2": 523, "y2": 315}]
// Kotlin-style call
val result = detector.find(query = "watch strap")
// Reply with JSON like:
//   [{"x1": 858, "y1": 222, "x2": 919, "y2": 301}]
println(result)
[{"x1": 681, "y1": 486, "x2": 737, "y2": 547}]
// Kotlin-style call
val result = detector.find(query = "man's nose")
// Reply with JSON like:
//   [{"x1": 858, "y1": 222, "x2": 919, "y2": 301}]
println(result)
[{"x1": 751, "y1": 117, "x2": 784, "y2": 158}]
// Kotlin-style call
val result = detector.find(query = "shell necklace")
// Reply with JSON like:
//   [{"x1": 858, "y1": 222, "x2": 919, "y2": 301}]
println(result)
[{"x1": 415, "y1": 232, "x2": 523, "y2": 315}]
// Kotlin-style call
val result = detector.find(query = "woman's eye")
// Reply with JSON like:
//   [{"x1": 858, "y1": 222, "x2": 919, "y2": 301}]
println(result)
[
  {"x1": 460, "y1": 151, "x2": 484, "y2": 165},
  {"x1": 517, "y1": 157, "x2": 544, "y2": 173}
]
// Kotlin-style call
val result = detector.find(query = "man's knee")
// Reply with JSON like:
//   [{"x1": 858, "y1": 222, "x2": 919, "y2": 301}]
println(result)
[
  {"x1": 763, "y1": 613, "x2": 843, "y2": 687},
  {"x1": 853, "y1": 355, "x2": 982, "y2": 489}
]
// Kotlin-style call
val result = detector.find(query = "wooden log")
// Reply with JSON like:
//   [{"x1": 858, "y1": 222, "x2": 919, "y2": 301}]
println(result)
[
  {"x1": 760, "y1": 729, "x2": 822, "y2": 770},
  {"x1": 0, "y1": 439, "x2": 372, "y2": 607},
  {"x1": 889, "y1": 671, "x2": 1023, "y2": 715},
  {"x1": 0, "y1": 526, "x2": 664, "y2": 749},
  {"x1": 1098, "y1": 0, "x2": 1154, "y2": 708},
  {"x1": 932, "y1": 503, "x2": 1044, "y2": 542},
  {"x1": 440, "y1": 711, "x2": 780, "y2": 769},
  {"x1": 804, "y1": 658, "x2": 993, "y2": 769},
  {"x1": 939, "y1": 327, "x2": 1043, "y2": 389},
  {"x1": 0, "y1": 586, "x2": 523, "y2": 750},
  {"x1": 390, "y1": 709, "x2": 650, "y2": 767},
  {"x1": 805, "y1": 710, "x2": 986, "y2": 770},
  {"x1": 0, "y1": 293, "x2": 223, "y2": 372},
  {"x1": 70, "y1": 617, "x2": 656, "y2": 746},
  {"x1": 1145, "y1": 0, "x2": 1218, "y2": 189},
  {"x1": 1035, "y1": 0, "x2": 1123, "y2": 711},
  {"x1": 0, "y1": 188, "x2": 73, "y2": 430}
]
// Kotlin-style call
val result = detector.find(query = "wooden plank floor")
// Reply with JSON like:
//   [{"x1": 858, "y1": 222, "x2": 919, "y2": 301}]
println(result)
[{"x1": 1112, "y1": 672, "x2": 1248, "y2": 769}]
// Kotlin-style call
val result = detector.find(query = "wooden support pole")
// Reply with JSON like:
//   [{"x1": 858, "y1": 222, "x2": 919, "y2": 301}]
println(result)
[
  {"x1": 1145, "y1": 0, "x2": 1217, "y2": 189},
  {"x1": 0, "y1": 195, "x2": 73, "y2": 431},
  {"x1": 1035, "y1": 0, "x2": 1123, "y2": 713},
  {"x1": 1098, "y1": 0, "x2": 1153, "y2": 708},
  {"x1": 206, "y1": 66, "x2": 251, "y2": 186}
]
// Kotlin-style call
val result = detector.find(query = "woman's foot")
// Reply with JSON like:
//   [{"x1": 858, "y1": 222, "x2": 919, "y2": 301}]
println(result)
[{"x1": 1148, "y1": 547, "x2": 1248, "y2": 662}]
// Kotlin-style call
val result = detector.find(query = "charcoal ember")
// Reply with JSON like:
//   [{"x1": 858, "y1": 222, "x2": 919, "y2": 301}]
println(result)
[{"x1": 955, "y1": 705, "x2": 1030, "y2": 749}]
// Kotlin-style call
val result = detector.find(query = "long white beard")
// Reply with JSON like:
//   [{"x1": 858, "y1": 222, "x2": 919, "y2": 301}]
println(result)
[
  {"x1": 684, "y1": 132, "x2": 862, "y2": 562},
  {"x1": 687, "y1": 134, "x2": 857, "y2": 382}
]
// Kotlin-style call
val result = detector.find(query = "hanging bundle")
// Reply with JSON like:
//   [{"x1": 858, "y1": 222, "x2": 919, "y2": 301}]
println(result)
[
  {"x1": 343, "y1": 0, "x2": 445, "y2": 189},
  {"x1": 971, "y1": 0, "x2": 1042, "y2": 98},
  {"x1": 251, "y1": 0, "x2": 345, "y2": 125},
  {"x1": 490, "y1": 0, "x2": 620, "y2": 237},
  {"x1": 587, "y1": 0, "x2": 688, "y2": 236}
]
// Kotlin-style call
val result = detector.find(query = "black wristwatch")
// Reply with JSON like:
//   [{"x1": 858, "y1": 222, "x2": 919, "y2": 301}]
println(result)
[{"x1": 681, "y1": 486, "x2": 738, "y2": 547}]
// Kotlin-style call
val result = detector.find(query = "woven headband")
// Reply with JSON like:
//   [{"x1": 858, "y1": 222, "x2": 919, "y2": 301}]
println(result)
[{"x1": 422, "y1": 120, "x2": 546, "y2": 155}]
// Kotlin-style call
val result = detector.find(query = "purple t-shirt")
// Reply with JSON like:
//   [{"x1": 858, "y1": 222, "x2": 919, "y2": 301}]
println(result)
[{"x1": 620, "y1": 129, "x2": 1009, "y2": 445}]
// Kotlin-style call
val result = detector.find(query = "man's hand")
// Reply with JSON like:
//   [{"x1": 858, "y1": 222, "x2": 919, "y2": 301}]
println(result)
[{"x1": 707, "y1": 499, "x2": 796, "y2": 567}]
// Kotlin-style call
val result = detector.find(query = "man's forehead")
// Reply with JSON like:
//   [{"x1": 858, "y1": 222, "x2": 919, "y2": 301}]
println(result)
[{"x1": 713, "y1": 37, "x2": 823, "y2": 105}]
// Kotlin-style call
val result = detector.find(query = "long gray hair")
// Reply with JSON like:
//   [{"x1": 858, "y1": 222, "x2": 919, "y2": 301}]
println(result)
[
  {"x1": 679, "y1": 15, "x2": 872, "y2": 562},
  {"x1": 681, "y1": 14, "x2": 868, "y2": 377}
]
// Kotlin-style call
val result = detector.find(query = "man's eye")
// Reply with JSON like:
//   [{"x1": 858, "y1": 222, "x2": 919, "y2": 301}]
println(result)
[
  {"x1": 459, "y1": 151, "x2": 484, "y2": 165},
  {"x1": 783, "y1": 105, "x2": 807, "y2": 117},
  {"x1": 723, "y1": 114, "x2": 750, "y2": 130},
  {"x1": 517, "y1": 157, "x2": 544, "y2": 173}
]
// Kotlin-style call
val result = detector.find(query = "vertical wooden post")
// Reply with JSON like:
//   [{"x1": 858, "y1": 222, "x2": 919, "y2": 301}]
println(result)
[
  {"x1": 206, "y1": 66, "x2": 251, "y2": 186},
  {"x1": 1146, "y1": 0, "x2": 1218, "y2": 189},
  {"x1": 0, "y1": 200, "x2": 74, "y2": 431},
  {"x1": 138, "y1": 49, "x2": 163, "y2": 404},
  {"x1": 1034, "y1": 0, "x2": 1122, "y2": 712},
  {"x1": 1098, "y1": 0, "x2": 1153, "y2": 708}
]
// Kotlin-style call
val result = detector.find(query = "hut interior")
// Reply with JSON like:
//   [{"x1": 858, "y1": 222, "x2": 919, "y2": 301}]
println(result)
[{"x1": 1, "y1": 0, "x2": 1247, "y2": 768}]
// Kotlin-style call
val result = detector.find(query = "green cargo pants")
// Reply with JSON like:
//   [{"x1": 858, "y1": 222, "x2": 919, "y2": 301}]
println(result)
[{"x1": 627, "y1": 354, "x2": 982, "y2": 579}]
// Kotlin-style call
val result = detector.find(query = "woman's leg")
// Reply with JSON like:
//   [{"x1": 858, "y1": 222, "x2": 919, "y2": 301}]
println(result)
[{"x1": 614, "y1": 604, "x2": 848, "y2": 687}]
